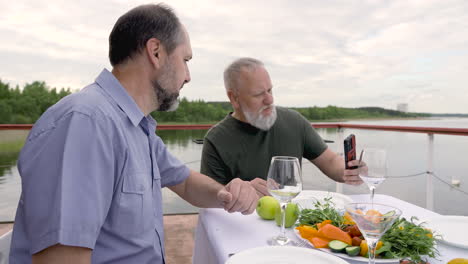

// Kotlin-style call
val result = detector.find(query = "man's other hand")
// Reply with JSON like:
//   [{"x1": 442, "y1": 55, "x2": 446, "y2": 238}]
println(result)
[
  {"x1": 249, "y1": 178, "x2": 269, "y2": 197},
  {"x1": 217, "y1": 178, "x2": 258, "y2": 215},
  {"x1": 343, "y1": 160, "x2": 365, "y2": 185}
]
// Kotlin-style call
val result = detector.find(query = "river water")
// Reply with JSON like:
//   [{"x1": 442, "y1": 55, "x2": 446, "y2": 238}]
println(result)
[{"x1": 1, "y1": 118, "x2": 467, "y2": 221}]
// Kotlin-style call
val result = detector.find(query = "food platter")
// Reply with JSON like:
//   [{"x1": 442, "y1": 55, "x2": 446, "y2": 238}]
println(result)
[
  {"x1": 293, "y1": 229, "x2": 400, "y2": 263},
  {"x1": 225, "y1": 245, "x2": 349, "y2": 264},
  {"x1": 292, "y1": 191, "x2": 399, "y2": 263}
]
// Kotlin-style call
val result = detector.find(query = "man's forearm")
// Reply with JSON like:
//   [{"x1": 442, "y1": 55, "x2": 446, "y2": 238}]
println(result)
[
  {"x1": 32, "y1": 244, "x2": 92, "y2": 264},
  {"x1": 169, "y1": 169, "x2": 224, "y2": 208},
  {"x1": 311, "y1": 148, "x2": 346, "y2": 183},
  {"x1": 326, "y1": 154, "x2": 346, "y2": 182}
]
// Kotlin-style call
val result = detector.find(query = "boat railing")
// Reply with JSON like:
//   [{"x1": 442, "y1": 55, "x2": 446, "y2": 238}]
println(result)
[
  {"x1": 312, "y1": 123, "x2": 468, "y2": 211},
  {"x1": 2, "y1": 123, "x2": 468, "y2": 211}
]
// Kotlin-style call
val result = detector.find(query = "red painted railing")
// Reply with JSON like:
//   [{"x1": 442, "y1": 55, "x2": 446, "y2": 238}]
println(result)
[
  {"x1": 312, "y1": 123, "x2": 468, "y2": 136},
  {"x1": 2, "y1": 123, "x2": 468, "y2": 136},
  {"x1": 0, "y1": 124, "x2": 33, "y2": 130}
]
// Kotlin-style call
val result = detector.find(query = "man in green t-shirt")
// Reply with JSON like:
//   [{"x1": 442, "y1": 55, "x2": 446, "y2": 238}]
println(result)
[{"x1": 200, "y1": 57, "x2": 363, "y2": 196}]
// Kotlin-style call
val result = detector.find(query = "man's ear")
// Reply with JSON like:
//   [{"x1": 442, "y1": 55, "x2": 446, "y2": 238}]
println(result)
[
  {"x1": 146, "y1": 38, "x2": 164, "y2": 68},
  {"x1": 227, "y1": 90, "x2": 240, "y2": 109}
]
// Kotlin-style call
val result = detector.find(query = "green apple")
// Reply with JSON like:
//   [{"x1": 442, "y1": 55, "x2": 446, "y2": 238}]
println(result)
[
  {"x1": 275, "y1": 203, "x2": 299, "y2": 228},
  {"x1": 256, "y1": 196, "x2": 280, "y2": 220}
]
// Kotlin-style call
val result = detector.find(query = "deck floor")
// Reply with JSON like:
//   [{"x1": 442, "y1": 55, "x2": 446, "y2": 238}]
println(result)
[
  {"x1": 0, "y1": 214, "x2": 198, "y2": 264},
  {"x1": 164, "y1": 214, "x2": 198, "y2": 264}
]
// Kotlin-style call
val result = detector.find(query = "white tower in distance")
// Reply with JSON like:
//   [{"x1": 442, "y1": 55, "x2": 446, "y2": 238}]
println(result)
[{"x1": 397, "y1": 103, "x2": 408, "y2": 112}]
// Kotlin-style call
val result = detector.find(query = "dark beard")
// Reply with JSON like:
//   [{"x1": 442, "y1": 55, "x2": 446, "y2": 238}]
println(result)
[{"x1": 152, "y1": 79, "x2": 179, "y2": 111}]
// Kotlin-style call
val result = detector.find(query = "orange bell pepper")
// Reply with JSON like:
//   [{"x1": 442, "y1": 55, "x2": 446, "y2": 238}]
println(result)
[
  {"x1": 296, "y1": 225, "x2": 319, "y2": 240},
  {"x1": 360, "y1": 240, "x2": 383, "y2": 257}
]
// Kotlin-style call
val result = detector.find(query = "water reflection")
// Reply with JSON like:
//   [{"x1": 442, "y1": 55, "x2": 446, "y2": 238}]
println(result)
[
  {"x1": 156, "y1": 129, "x2": 207, "y2": 147},
  {"x1": 0, "y1": 152, "x2": 19, "y2": 184},
  {"x1": 1, "y1": 121, "x2": 468, "y2": 221}
]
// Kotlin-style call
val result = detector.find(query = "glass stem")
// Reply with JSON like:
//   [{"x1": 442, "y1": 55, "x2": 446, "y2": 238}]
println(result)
[
  {"x1": 279, "y1": 202, "x2": 287, "y2": 240},
  {"x1": 370, "y1": 186, "x2": 376, "y2": 205},
  {"x1": 367, "y1": 238, "x2": 378, "y2": 264}
]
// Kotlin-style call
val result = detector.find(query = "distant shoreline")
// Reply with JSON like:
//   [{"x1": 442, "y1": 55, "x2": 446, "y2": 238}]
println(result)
[
  {"x1": 309, "y1": 116, "x2": 434, "y2": 122},
  {"x1": 157, "y1": 116, "x2": 438, "y2": 125},
  {"x1": 1, "y1": 115, "x2": 467, "y2": 129}
]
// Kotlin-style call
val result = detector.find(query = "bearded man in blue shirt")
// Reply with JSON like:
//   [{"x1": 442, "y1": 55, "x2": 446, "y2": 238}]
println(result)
[{"x1": 9, "y1": 4, "x2": 258, "y2": 264}]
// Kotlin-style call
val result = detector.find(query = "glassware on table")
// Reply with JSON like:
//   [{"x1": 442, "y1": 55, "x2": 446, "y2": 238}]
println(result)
[
  {"x1": 345, "y1": 203, "x2": 401, "y2": 264},
  {"x1": 359, "y1": 148, "x2": 387, "y2": 204},
  {"x1": 266, "y1": 156, "x2": 303, "y2": 246}
]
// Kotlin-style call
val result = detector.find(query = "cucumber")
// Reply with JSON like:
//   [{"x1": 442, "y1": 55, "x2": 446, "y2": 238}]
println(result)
[
  {"x1": 383, "y1": 210, "x2": 397, "y2": 221},
  {"x1": 382, "y1": 210, "x2": 396, "y2": 217},
  {"x1": 345, "y1": 246, "x2": 360, "y2": 256},
  {"x1": 328, "y1": 240, "x2": 349, "y2": 253}
]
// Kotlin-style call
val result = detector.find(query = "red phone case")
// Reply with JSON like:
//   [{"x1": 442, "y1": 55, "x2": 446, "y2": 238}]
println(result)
[{"x1": 344, "y1": 134, "x2": 357, "y2": 169}]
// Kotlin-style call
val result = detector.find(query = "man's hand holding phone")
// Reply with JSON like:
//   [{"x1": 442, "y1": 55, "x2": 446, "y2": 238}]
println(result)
[{"x1": 343, "y1": 134, "x2": 364, "y2": 185}]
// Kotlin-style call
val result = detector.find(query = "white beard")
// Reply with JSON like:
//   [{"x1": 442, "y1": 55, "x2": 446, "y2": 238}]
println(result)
[
  {"x1": 242, "y1": 105, "x2": 277, "y2": 131},
  {"x1": 166, "y1": 100, "x2": 179, "y2": 112}
]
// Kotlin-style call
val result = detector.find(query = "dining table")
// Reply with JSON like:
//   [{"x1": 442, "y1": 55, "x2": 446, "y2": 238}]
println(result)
[{"x1": 192, "y1": 194, "x2": 468, "y2": 264}]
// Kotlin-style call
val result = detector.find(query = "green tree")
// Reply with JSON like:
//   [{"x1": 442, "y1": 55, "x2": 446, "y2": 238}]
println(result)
[
  {"x1": 0, "y1": 78, "x2": 431, "y2": 124},
  {"x1": 0, "y1": 80, "x2": 71, "y2": 124}
]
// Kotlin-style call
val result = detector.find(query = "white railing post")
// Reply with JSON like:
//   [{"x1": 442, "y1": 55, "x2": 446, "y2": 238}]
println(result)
[
  {"x1": 336, "y1": 127, "x2": 344, "y2": 194},
  {"x1": 427, "y1": 133, "x2": 434, "y2": 211}
]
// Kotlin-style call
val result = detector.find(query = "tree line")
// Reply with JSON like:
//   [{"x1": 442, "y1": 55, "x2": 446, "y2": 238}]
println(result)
[
  {"x1": 0, "y1": 80, "x2": 71, "y2": 124},
  {"x1": 0, "y1": 79, "x2": 429, "y2": 124}
]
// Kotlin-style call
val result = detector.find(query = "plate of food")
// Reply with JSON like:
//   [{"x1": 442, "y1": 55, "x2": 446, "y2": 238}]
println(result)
[
  {"x1": 293, "y1": 190, "x2": 353, "y2": 210},
  {"x1": 294, "y1": 198, "x2": 438, "y2": 263},
  {"x1": 293, "y1": 228, "x2": 399, "y2": 263},
  {"x1": 423, "y1": 215, "x2": 468, "y2": 249},
  {"x1": 225, "y1": 245, "x2": 349, "y2": 264}
]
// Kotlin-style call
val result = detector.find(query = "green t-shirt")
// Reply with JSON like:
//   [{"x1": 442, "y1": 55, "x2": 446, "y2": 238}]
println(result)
[{"x1": 200, "y1": 106, "x2": 327, "y2": 185}]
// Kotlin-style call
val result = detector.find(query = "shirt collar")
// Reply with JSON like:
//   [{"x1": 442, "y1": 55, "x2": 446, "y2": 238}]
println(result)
[
  {"x1": 145, "y1": 115, "x2": 158, "y2": 136},
  {"x1": 95, "y1": 69, "x2": 145, "y2": 127}
]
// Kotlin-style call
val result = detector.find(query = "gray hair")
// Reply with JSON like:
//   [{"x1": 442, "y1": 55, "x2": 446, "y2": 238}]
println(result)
[{"x1": 223, "y1": 57, "x2": 264, "y2": 93}]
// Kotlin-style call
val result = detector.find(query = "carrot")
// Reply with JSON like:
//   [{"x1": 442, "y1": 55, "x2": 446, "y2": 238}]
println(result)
[
  {"x1": 318, "y1": 224, "x2": 352, "y2": 245},
  {"x1": 316, "y1": 219, "x2": 332, "y2": 229},
  {"x1": 309, "y1": 236, "x2": 332, "y2": 248}
]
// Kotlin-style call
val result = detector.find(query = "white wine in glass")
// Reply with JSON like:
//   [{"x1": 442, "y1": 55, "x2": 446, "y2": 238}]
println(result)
[
  {"x1": 359, "y1": 149, "x2": 387, "y2": 204},
  {"x1": 266, "y1": 156, "x2": 302, "y2": 246}
]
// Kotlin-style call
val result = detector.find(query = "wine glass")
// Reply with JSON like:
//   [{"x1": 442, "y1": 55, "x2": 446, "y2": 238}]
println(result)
[
  {"x1": 359, "y1": 148, "x2": 387, "y2": 204},
  {"x1": 266, "y1": 156, "x2": 303, "y2": 246},
  {"x1": 345, "y1": 203, "x2": 401, "y2": 264}
]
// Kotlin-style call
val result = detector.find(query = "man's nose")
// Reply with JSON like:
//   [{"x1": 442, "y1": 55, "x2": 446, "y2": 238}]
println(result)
[
  {"x1": 185, "y1": 65, "x2": 191, "y2": 84},
  {"x1": 264, "y1": 92, "x2": 273, "y2": 105}
]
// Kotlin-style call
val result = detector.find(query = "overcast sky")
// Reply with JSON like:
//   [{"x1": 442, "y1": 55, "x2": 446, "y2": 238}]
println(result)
[{"x1": 1, "y1": 0, "x2": 467, "y2": 113}]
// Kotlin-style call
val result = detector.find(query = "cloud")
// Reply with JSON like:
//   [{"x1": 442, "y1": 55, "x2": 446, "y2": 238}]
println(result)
[{"x1": 1, "y1": 0, "x2": 468, "y2": 113}]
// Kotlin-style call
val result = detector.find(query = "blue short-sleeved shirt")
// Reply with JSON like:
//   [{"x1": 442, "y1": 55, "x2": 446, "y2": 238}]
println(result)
[{"x1": 9, "y1": 69, "x2": 190, "y2": 263}]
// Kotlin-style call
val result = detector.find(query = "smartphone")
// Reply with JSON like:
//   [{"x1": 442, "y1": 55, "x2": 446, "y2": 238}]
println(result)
[{"x1": 344, "y1": 134, "x2": 357, "y2": 169}]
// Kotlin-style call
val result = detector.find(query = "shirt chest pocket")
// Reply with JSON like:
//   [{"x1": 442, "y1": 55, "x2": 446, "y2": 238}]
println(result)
[{"x1": 116, "y1": 173, "x2": 153, "y2": 235}]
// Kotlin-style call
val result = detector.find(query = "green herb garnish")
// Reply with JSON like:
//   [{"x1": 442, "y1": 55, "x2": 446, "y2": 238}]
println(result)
[
  {"x1": 380, "y1": 216, "x2": 439, "y2": 262},
  {"x1": 297, "y1": 197, "x2": 346, "y2": 229}
]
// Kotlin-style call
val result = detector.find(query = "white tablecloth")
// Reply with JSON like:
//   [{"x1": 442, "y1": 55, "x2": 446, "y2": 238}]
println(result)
[{"x1": 193, "y1": 194, "x2": 468, "y2": 264}]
